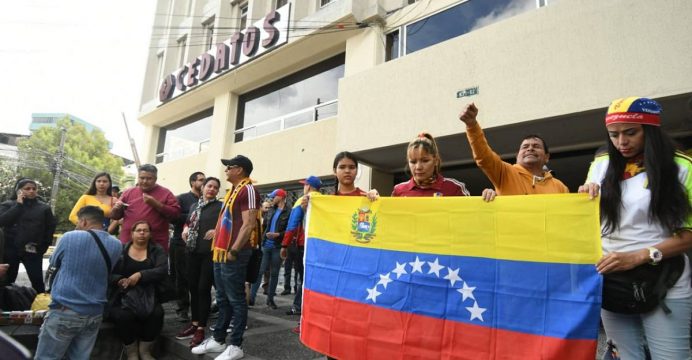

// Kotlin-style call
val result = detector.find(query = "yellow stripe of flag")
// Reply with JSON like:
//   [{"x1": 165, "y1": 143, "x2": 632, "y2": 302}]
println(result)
[{"x1": 306, "y1": 194, "x2": 601, "y2": 265}]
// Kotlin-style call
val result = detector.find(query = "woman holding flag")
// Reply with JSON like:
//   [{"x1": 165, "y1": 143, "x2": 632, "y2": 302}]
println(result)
[
  {"x1": 392, "y1": 132, "x2": 495, "y2": 200},
  {"x1": 579, "y1": 97, "x2": 692, "y2": 359}
]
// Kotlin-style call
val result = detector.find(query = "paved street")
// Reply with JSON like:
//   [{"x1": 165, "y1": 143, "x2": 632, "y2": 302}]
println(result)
[{"x1": 159, "y1": 289, "x2": 325, "y2": 360}]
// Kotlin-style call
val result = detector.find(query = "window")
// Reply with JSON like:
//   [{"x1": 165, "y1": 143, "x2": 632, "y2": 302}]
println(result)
[
  {"x1": 320, "y1": 0, "x2": 335, "y2": 7},
  {"x1": 385, "y1": 29, "x2": 400, "y2": 61},
  {"x1": 235, "y1": 54, "x2": 345, "y2": 142},
  {"x1": 239, "y1": 5, "x2": 248, "y2": 30},
  {"x1": 387, "y1": 0, "x2": 537, "y2": 59},
  {"x1": 32, "y1": 117, "x2": 55, "y2": 124},
  {"x1": 156, "y1": 109, "x2": 213, "y2": 163},
  {"x1": 177, "y1": 35, "x2": 187, "y2": 67},
  {"x1": 275, "y1": 0, "x2": 288, "y2": 9},
  {"x1": 203, "y1": 17, "x2": 215, "y2": 50},
  {"x1": 155, "y1": 50, "x2": 165, "y2": 95}
]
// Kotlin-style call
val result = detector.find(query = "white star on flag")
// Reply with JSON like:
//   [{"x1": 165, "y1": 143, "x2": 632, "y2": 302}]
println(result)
[
  {"x1": 409, "y1": 256, "x2": 425, "y2": 273},
  {"x1": 392, "y1": 262, "x2": 408, "y2": 279},
  {"x1": 457, "y1": 282, "x2": 476, "y2": 301},
  {"x1": 427, "y1": 258, "x2": 444, "y2": 277},
  {"x1": 366, "y1": 286, "x2": 382, "y2": 303},
  {"x1": 443, "y1": 267, "x2": 461, "y2": 286},
  {"x1": 377, "y1": 273, "x2": 393, "y2": 289},
  {"x1": 466, "y1": 301, "x2": 486, "y2": 321}
]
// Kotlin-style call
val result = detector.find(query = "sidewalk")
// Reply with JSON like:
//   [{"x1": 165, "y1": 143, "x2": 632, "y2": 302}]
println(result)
[{"x1": 159, "y1": 291, "x2": 324, "y2": 360}]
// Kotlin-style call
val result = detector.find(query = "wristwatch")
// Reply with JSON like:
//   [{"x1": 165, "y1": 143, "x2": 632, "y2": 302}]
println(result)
[
  {"x1": 230, "y1": 249, "x2": 239, "y2": 257},
  {"x1": 648, "y1": 247, "x2": 663, "y2": 265}
]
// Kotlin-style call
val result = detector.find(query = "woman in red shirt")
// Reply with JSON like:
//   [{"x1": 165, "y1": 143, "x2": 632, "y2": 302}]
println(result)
[
  {"x1": 392, "y1": 133, "x2": 470, "y2": 197},
  {"x1": 333, "y1": 151, "x2": 367, "y2": 196}
]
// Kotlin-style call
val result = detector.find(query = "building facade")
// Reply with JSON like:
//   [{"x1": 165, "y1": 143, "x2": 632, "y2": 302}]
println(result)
[{"x1": 138, "y1": 0, "x2": 692, "y2": 197}]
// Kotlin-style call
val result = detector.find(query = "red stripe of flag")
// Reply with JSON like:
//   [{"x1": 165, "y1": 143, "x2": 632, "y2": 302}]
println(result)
[{"x1": 301, "y1": 289, "x2": 597, "y2": 360}]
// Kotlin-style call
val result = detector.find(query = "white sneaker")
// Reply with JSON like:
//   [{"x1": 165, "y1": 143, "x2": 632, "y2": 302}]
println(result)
[
  {"x1": 191, "y1": 338, "x2": 226, "y2": 354},
  {"x1": 214, "y1": 344, "x2": 244, "y2": 360}
]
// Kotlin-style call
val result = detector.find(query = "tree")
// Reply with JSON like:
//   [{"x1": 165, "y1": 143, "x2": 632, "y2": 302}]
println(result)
[{"x1": 4, "y1": 117, "x2": 125, "y2": 233}]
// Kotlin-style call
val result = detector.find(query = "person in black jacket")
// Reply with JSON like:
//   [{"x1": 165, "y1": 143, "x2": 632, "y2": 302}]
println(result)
[
  {"x1": 109, "y1": 220, "x2": 167, "y2": 360},
  {"x1": 170, "y1": 171, "x2": 205, "y2": 322},
  {"x1": 0, "y1": 178, "x2": 56, "y2": 293},
  {"x1": 175, "y1": 177, "x2": 222, "y2": 348},
  {"x1": 249, "y1": 189, "x2": 290, "y2": 309}
]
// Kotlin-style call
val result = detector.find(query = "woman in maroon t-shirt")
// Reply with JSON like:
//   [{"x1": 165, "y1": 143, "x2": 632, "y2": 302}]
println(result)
[
  {"x1": 332, "y1": 151, "x2": 368, "y2": 197},
  {"x1": 391, "y1": 132, "x2": 495, "y2": 199}
]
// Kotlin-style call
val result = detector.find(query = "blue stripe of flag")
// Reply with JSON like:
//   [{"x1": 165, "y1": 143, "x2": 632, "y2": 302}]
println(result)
[{"x1": 304, "y1": 238, "x2": 601, "y2": 340}]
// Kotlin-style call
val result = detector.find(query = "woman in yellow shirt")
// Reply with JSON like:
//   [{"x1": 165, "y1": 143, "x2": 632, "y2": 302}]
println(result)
[{"x1": 69, "y1": 172, "x2": 118, "y2": 229}]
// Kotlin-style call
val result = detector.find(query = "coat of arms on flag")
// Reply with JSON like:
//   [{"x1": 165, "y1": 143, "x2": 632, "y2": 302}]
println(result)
[{"x1": 301, "y1": 194, "x2": 602, "y2": 360}]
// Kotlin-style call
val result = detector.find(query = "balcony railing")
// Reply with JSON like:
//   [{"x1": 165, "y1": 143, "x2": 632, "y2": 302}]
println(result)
[
  {"x1": 234, "y1": 99, "x2": 338, "y2": 141},
  {"x1": 155, "y1": 138, "x2": 210, "y2": 163}
]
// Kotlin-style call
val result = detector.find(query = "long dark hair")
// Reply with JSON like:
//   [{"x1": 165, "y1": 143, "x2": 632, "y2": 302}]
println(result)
[
  {"x1": 600, "y1": 125, "x2": 690, "y2": 234},
  {"x1": 333, "y1": 151, "x2": 359, "y2": 170},
  {"x1": 86, "y1": 172, "x2": 112, "y2": 196}
]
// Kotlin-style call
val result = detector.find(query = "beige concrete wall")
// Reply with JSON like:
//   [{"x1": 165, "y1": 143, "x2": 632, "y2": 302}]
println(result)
[
  {"x1": 229, "y1": 117, "x2": 339, "y2": 190},
  {"x1": 155, "y1": 152, "x2": 208, "y2": 194},
  {"x1": 337, "y1": 0, "x2": 692, "y2": 152}
]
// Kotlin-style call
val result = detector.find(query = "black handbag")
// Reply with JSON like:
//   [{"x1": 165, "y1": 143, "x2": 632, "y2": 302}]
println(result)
[
  {"x1": 602, "y1": 255, "x2": 684, "y2": 314},
  {"x1": 245, "y1": 248, "x2": 263, "y2": 283},
  {"x1": 121, "y1": 284, "x2": 156, "y2": 317},
  {"x1": 45, "y1": 230, "x2": 111, "y2": 293}
]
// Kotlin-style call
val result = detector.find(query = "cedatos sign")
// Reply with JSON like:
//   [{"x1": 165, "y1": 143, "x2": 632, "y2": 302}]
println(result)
[{"x1": 158, "y1": 4, "x2": 291, "y2": 103}]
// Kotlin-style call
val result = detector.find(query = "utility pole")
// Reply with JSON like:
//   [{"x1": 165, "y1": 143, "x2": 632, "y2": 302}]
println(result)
[
  {"x1": 122, "y1": 112, "x2": 141, "y2": 168},
  {"x1": 49, "y1": 127, "x2": 67, "y2": 212}
]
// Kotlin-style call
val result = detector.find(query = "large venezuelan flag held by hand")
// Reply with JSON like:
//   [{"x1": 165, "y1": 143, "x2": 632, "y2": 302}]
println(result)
[{"x1": 301, "y1": 194, "x2": 602, "y2": 360}]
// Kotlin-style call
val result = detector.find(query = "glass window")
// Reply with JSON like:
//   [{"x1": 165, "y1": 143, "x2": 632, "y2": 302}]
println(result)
[
  {"x1": 236, "y1": 54, "x2": 345, "y2": 142},
  {"x1": 320, "y1": 0, "x2": 335, "y2": 7},
  {"x1": 156, "y1": 109, "x2": 213, "y2": 163},
  {"x1": 391, "y1": 0, "x2": 536, "y2": 58},
  {"x1": 386, "y1": 30, "x2": 399, "y2": 61},
  {"x1": 276, "y1": 0, "x2": 288, "y2": 8},
  {"x1": 239, "y1": 5, "x2": 248, "y2": 30},
  {"x1": 203, "y1": 18, "x2": 214, "y2": 50},
  {"x1": 156, "y1": 51, "x2": 165, "y2": 96},
  {"x1": 177, "y1": 35, "x2": 187, "y2": 67}
]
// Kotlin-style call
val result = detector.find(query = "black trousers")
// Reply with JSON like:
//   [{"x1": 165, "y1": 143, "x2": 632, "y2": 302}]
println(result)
[
  {"x1": 187, "y1": 252, "x2": 213, "y2": 326},
  {"x1": 110, "y1": 303, "x2": 164, "y2": 344},
  {"x1": 283, "y1": 247, "x2": 302, "y2": 291},
  {"x1": 4, "y1": 245, "x2": 44, "y2": 293},
  {"x1": 288, "y1": 246, "x2": 304, "y2": 310},
  {"x1": 169, "y1": 243, "x2": 189, "y2": 313}
]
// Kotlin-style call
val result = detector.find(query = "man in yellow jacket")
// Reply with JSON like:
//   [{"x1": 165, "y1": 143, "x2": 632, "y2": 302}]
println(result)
[{"x1": 458, "y1": 103, "x2": 569, "y2": 195}]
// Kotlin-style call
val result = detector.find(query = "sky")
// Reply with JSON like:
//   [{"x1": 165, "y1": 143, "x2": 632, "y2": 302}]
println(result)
[{"x1": 0, "y1": 0, "x2": 157, "y2": 159}]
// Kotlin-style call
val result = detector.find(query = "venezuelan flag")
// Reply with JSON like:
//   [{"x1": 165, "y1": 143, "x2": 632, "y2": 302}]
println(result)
[{"x1": 301, "y1": 194, "x2": 602, "y2": 360}]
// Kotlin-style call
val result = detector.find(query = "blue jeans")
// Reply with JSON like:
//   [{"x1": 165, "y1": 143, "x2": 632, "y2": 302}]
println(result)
[
  {"x1": 250, "y1": 247, "x2": 281, "y2": 302},
  {"x1": 601, "y1": 297, "x2": 692, "y2": 360},
  {"x1": 35, "y1": 308, "x2": 102, "y2": 360},
  {"x1": 212, "y1": 248, "x2": 251, "y2": 346}
]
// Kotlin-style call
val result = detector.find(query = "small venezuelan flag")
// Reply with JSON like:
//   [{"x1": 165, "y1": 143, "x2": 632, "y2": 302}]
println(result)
[{"x1": 301, "y1": 194, "x2": 602, "y2": 360}]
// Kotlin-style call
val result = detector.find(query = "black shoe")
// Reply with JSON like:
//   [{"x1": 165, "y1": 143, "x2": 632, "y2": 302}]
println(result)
[
  {"x1": 267, "y1": 300, "x2": 278, "y2": 310},
  {"x1": 286, "y1": 307, "x2": 301, "y2": 315},
  {"x1": 280, "y1": 289, "x2": 291, "y2": 296}
]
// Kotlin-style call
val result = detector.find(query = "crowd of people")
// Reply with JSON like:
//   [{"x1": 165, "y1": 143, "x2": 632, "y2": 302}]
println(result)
[{"x1": 0, "y1": 97, "x2": 689, "y2": 360}]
